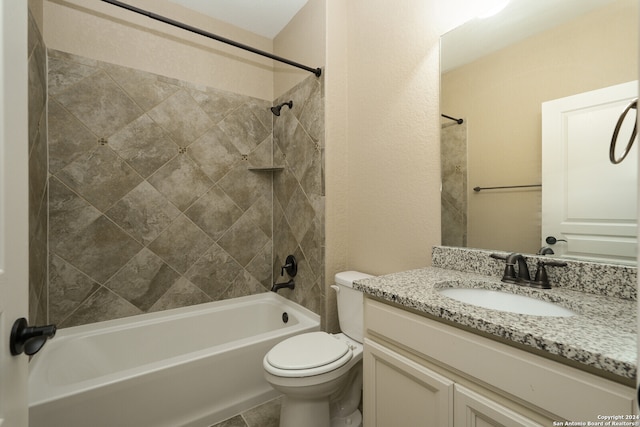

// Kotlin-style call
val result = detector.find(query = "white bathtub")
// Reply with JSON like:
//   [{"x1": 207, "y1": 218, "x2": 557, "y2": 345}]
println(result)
[{"x1": 28, "y1": 292, "x2": 320, "y2": 427}]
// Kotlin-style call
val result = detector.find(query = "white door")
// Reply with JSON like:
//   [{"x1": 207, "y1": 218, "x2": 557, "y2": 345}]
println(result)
[
  {"x1": 0, "y1": 1, "x2": 30, "y2": 425},
  {"x1": 542, "y1": 81, "x2": 638, "y2": 264}
]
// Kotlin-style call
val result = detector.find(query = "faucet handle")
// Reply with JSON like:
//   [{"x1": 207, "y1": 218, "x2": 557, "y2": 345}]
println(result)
[
  {"x1": 531, "y1": 260, "x2": 567, "y2": 289},
  {"x1": 539, "y1": 260, "x2": 568, "y2": 268},
  {"x1": 489, "y1": 253, "x2": 507, "y2": 261},
  {"x1": 280, "y1": 255, "x2": 297, "y2": 277}
]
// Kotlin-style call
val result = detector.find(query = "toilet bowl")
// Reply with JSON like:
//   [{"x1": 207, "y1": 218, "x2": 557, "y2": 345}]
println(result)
[
  {"x1": 263, "y1": 271, "x2": 372, "y2": 427},
  {"x1": 264, "y1": 332, "x2": 363, "y2": 427}
]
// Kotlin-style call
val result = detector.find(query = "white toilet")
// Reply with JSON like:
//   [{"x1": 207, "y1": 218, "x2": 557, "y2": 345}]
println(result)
[{"x1": 263, "y1": 271, "x2": 372, "y2": 427}]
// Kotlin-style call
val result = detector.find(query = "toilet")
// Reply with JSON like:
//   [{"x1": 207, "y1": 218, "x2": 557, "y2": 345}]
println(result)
[{"x1": 263, "y1": 271, "x2": 372, "y2": 427}]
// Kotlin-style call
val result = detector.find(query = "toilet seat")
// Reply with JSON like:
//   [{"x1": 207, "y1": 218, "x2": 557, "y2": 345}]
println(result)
[{"x1": 264, "y1": 332, "x2": 353, "y2": 378}]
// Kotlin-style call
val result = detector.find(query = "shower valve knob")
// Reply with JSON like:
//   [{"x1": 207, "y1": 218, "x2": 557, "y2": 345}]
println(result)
[{"x1": 280, "y1": 255, "x2": 297, "y2": 277}]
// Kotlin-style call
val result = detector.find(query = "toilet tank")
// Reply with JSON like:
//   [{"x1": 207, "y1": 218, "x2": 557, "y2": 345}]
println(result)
[{"x1": 333, "y1": 271, "x2": 373, "y2": 343}]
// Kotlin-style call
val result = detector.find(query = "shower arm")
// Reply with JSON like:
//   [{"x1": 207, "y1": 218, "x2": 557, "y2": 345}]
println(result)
[
  {"x1": 441, "y1": 114, "x2": 464, "y2": 124},
  {"x1": 100, "y1": 0, "x2": 322, "y2": 77}
]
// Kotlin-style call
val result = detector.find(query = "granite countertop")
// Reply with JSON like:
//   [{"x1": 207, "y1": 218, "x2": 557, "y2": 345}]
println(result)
[{"x1": 354, "y1": 266, "x2": 637, "y2": 383}]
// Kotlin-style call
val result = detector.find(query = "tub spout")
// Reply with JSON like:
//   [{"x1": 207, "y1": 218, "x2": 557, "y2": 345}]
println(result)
[{"x1": 271, "y1": 279, "x2": 295, "y2": 293}]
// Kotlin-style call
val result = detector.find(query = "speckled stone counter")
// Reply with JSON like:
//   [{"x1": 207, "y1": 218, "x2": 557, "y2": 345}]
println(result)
[{"x1": 354, "y1": 249, "x2": 637, "y2": 384}]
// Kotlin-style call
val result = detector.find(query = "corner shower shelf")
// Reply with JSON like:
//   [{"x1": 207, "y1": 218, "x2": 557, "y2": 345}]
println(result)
[{"x1": 248, "y1": 167, "x2": 285, "y2": 172}]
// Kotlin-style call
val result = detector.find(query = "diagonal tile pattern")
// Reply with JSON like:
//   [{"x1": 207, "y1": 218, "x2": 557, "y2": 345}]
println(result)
[
  {"x1": 105, "y1": 249, "x2": 181, "y2": 311},
  {"x1": 185, "y1": 185, "x2": 244, "y2": 241},
  {"x1": 147, "y1": 154, "x2": 214, "y2": 211},
  {"x1": 218, "y1": 163, "x2": 272, "y2": 212},
  {"x1": 105, "y1": 181, "x2": 181, "y2": 245},
  {"x1": 56, "y1": 145, "x2": 143, "y2": 211},
  {"x1": 55, "y1": 70, "x2": 143, "y2": 138},
  {"x1": 55, "y1": 215, "x2": 144, "y2": 284},
  {"x1": 217, "y1": 212, "x2": 270, "y2": 267},
  {"x1": 147, "y1": 90, "x2": 214, "y2": 147},
  {"x1": 185, "y1": 243, "x2": 244, "y2": 299},
  {"x1": 47, "y1": 55, "x2": 99, "y2": 97},
  {"x1": 218, "y1": 103, "x2": 271, "y2": 155},
  {"x1": 48, "y1": 255, "x2": 101, "y2": 325},
  {"x1": 187, "y1": 85, "x2": 246, "y2": 125},
  {"x1": 147, "y1": 215, "x2": 213, "y2": 274},
  {"x1": 272, "y1": 74, "x2": 326, "y2": 323},
  {"x1": 108, "y1": 114, "x2": 179, "y2": 178},
  {"x1": 99, "y1": 62, "x2": 180, "y2": 111},
  {"x1": 187, "y1": 126, "x2": 241, "y2": 182},
  {"x1": 48, "y1": 176, "x2": 102, "y2": 252},
  {"x1": 47, "y1": 99, "x2": 99, "y2": 174},
  {"x1": 45, "y1": 50, "x2": 325, "y2": 329},
  {"x1": 47, "y1": 50, "x2": 279, "y2": 327}
]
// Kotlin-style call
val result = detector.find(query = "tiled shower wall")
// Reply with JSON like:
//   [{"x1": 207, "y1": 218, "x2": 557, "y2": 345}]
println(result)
[
  {"x1": 441, "y1": 121, "x2": 467, "y2": 247},
  {"x1": 272, "y1": 75, "x2": 325, "y2": 321},
  {"x1": 28, "y1": 9, "x2": 48, "y2": 325},
  {"x1": 46, "y1": 49, "x2": 327, "y2": 328}
]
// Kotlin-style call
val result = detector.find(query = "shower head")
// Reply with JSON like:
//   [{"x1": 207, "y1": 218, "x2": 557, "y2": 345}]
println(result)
[{"x1": 271, "y1": 101, "x2": 293, "y2": 116}]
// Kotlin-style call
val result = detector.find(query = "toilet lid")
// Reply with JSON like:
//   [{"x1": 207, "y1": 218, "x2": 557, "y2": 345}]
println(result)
[{"x1": 266, "y1": 332, "x2": 350, "y2": 370}]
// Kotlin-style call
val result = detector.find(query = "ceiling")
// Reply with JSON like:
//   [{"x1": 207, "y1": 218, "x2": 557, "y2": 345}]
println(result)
[
  {"x1": 167, "y1": 0, "x2": 616, "y2": 61},
  {"x1": 168, "y1": 0, "x2": 309, "y2": 39},
  {"x1": 441, "y1": 0, "x2": 618, "y2": 72}
]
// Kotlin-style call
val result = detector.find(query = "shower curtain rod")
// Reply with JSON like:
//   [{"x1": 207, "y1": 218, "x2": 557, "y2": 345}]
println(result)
[
  {"x1": 100, "y1": 0, "x2": 322, "y2": 77},
  {"x1": 473, "y1": 184, "x2": 541, "y2": 192},
  {"x1": 441, "y1": 114, "x2": 463, "y2": 124}
]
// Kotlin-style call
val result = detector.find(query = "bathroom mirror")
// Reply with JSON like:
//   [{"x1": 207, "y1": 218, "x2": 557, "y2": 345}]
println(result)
[{"x1": 440, "y1": 0, "x2": 638, "y2": 264}]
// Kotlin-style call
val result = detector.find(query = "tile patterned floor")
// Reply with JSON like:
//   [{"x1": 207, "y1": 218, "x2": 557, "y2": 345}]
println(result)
[{"x1": 210, "y1": 397, "x2": 281, "y2": 427}]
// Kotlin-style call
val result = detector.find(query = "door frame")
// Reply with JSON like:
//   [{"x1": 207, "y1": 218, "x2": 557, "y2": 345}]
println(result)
[{"x1": 0, "y1": 0, "x2": 31, "y2": 425}]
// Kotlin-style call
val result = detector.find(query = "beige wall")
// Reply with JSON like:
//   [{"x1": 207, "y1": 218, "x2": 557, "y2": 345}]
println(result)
[
  {"x1": 442, "y1": 0, "x2": 638, "y2": 254},
  {"x1": 324, "y1": 0, "x2": 348, "y2": 332},
  {"x1": 273, "y1": 0, "x2": 326, "y2": 98},
  {"x1": 331, "y1": 0, "x2": 470, "y2": 277},
  {"x1": 43, "y1": 0, "x2": 329, "y2": 100},
  {"x1": 43, "y1": 0, "x2": 274, "y2": 100}
]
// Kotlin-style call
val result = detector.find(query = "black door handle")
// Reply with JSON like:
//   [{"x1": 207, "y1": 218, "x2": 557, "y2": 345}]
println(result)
[
  {"x1": 545, "y1": 236, "x2": 567, "y2": 245},
  {"x1": 10, "y1": 317, "x2": 56, "y2": 356}
]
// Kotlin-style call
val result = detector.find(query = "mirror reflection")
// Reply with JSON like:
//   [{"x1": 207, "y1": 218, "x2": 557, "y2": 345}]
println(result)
[{"x1": 440, "y1": 0, "x2": 638, "y2": 264}]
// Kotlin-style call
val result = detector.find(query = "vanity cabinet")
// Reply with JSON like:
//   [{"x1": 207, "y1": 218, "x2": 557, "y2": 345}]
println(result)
[
  {"x1": 363, "y1": 297, "x2": 636, "y2": 427},
  {"x1": 453, "y1": 385, "x2": 543, "y2": 427},
  {"x1": 364, "y1": 339, "x2": 454, "y2": 426},
  {"x1": 365, "y1": 339, "x2": 543, "y2": 427}
]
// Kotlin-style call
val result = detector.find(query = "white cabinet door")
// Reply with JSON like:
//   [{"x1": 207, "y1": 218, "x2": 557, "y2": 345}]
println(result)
[
  {"x1": 363, "y1": 339, "x2": 454, "y2": 427},
  {"x1": 454, "y1": 385, "x2": 543, "y2": 427},
  {"x1": 542, "y1": 81, "x2": 638, "y2": 264},
  {"x1": 0, "y1": 1, "x2": 30, "y2": 425}
]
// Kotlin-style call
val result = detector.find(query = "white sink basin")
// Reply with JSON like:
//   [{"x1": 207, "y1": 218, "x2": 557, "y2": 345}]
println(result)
[{"x1": 437, "y1": 287, "x2": 576, "y2": 317}]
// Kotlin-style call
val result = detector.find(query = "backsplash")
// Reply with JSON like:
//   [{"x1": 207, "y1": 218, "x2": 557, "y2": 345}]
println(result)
[{"x1": 432, "y1": 246, "x2": 637, "y2": 301}]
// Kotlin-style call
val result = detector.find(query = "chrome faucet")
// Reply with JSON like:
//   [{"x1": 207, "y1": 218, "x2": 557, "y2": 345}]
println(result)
[{"x1": 490, "y1": 252, "x2": 567, "y2": 289}]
